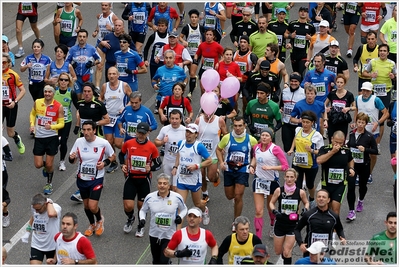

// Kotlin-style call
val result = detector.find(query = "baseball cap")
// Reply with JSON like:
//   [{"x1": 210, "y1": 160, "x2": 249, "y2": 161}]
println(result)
[
  {"x1": 137, "y1": 122, "x2": 150, "y2": 134},
  {"x1": 253, "y1": 244, "x2": 268, "y2": 257},
  {"x1": 276, "y1": 8, "x2": 287, "y2": 14},
  {"x1": 319, "y1": 20, "x2": 330, "y2": 28},
  {"x1": 330, "y1": 40, "x2": 339, "y2": 47},
  {"x1": 260, "y1": 60, "x2": 271, "y2": 70},
  {"x1": 168, "y1": 31, "x2": 178, "y2": 38},
  {"x1": 299, "y1": 6, "x2": 309, "y2": 12},
  {"x1": 307, "y1": 241, "x2": 328, "y2": 254},
  {"x1": 361, "y1": 81, "x2": 373, "y2": 91},
  {"x1": 2, "y1": 35, "x2": 9, "y2": 43},
  {"x1": 239, "y1": 35, "x2": 250, "y2": 43},
  {"x1": 186, "y1": 123, "x2": 199, "y2": 133},
  {"x1": 187, "y1": 208, "x2": 202, "y2": 218}
]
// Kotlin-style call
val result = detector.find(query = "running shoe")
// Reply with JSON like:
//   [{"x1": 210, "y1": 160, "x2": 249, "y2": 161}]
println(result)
[
  {"x1": 346, "y1": 49, "x2": 353, "y2": 58},
  {"x1": 309, "y1": 200, "x2": 317, "y2": 209},
  {"x1": 124, "y1": 217, "x2": 135, "y2": 233},
  {"x1": 186, "y1": 92, "x2": 192, "y2": 102},
  {"x1": 135, "y1": 227, "x2": 145, "y2": 237},
  {"x1": 213, "y1": 176, "x2": 220, "y2": 187},
  {"x1": 231, "y1": 222, "x2": 236, "y2": 232},
  {"x1": 2, "y1": 213, "x2": 10, "y2": 228},
  {"x1": 42, "y1": 165, "x2": 48, "y2": 178},
  {"x1": 59, "y1": 160, "x2": 66, "y2": 171},
  {"x1": 377, "y1": 144, "x2": 381, "y2": 155},
  {"x1": 43, "y1": 183, "x2": 53, "y2": 195},
  {"x1": 84, "y1": 224, "x2": 96, "y2": 236},
  {"x1": 153, "y1": 108, "x2": 159, "y2": 114},
  {"x1": 202, "y1": 194, "x2": 210, "y2": 204},
  {"x1": 202, "y1": 206, "x2": 210, "y2": 225},
  {"x1": 15, "y1": 47, "x2": 25, "y2": 58},
  {"x1": 179, "y1": 11, "x2": 185, "y2": 26},
  {"x1": 268, "y1": 225, "x2": 275, "y2": 238},
  {"x1": 70, "y1": 189, "x2": 83, "y2": 202},
  {"x1": 355, "y1": 175, "x2": 359, "y2": 186},
  {"x1": 346, "y1": 210, "x2": 356, "y2": 221},
  {"x1": 222, "y1": 30, "x2": 226, "y2": 38},
  {"x1": 106, "y1": 161, "x2": 118, "y2": 173},
  {"x1": 16, "y1": 135, "x2": 25, "y2": 154},
  {"x1": 95, "y1": 215, "x2": 104, "y2": 236},
  {"x1": 239, "y1": 92, "x2": 243, "y2": 99},
  {"x1": 356, "y1": 200, "x2": 364, "y2": 212},
  {"x1": 367, "y1": 174, "x2": 373, "y2": 184}
]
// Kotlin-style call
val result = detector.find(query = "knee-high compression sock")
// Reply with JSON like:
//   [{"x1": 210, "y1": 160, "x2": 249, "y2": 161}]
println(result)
[
  {"x1": 254, "y1": 217, "x2": 263, "y2": 239},
  {"x1": 13, "y1": 131, "x2": 20, "y2": 143},
  {"x1": 84, "y1": 209, "x2": 95, "y2": 224},
  {"x1": 94, "y1": 208, "x2": 102, "y2": 221},
  {"x1": 189, "y1": 77, "x2": 196, "y2": 94},
  {"x1": 268, "y1": 211, "x2": 276, "y2": 226},
  {"x1": 282, "y1": 255, "x2": 292, "y2": 265},
  {"x1": 47, "y1": 172, "x2": 53, "y2": 184},
  {"x1": 125, "y1": 210, "x2": 134, "y2": 220}
]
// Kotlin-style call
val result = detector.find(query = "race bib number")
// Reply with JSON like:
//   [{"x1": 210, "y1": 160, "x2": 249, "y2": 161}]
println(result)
[
  {"x1": 187, "y1": 42, "x2": 199, "y2": 49},
  {"x1": 202, "y1": 139, "x2": 213, "y2": 154},
  {"x1": 61, "y1": 19, "x2": 73, "y2": 33},
  {"x1": 168, "y1": 142, "x2": 179, "y2": 155},
  {"x1": 313, "y1": 82, "x2": 326, "y2": 96},
  {"x1": 229, "y1": 152, "x2": 245, "y2": 163},
  {"x1": 294, "y1": 35, "x2": 306, "y2": 49},
  {"x1": 117, "y1": 62, "x2": 128, "y2": 77},
  {"x1": 254, "y1": 122, "x2": 268, "y2": 136},
  {"x1": 365, "y1": 10, "x2": 377, "y2": 22},
  {"x1": 345, "y1": 2, "x2": 357, "y2": 14},
  {"x1": 31, "y1": 64, "x2": 44, "y2": 80},
  {"x1": 130, "y1": 155, "x2": 147, "y2": 172},
  {"x1": 325, "y1": 65, "x2": 337, "y2": 74},
  {"x1": 33, "y1": 222, "x2": 47, "y2": 234},
  {"x1": 80, "y1": 118, "x2": 92, "y2": 128},
  {"x1": 237, "y1": 61, "x2": 247, "y2": 73},
  {"x1": 126, "y1": 122, "x2": 138, "y2": 137},
  {"x1": 63, "y1": 107, "x2": 69, "y2": 121},
  {"x1": 374, "y1": 84, "x2": 387, "y2": 96},
  {"x1": 154, "y1": 47, "x2": 161, "y2": 60},
  {"x1": 204, "y1": 15, "x2": 216, "y2": 28},
  {"x1": 390, "y1": 30, "x2": 397, "y2": 42},
  {"x1": 80, "y1": 163, "x2": 96, "y2": 180},
  {"x1": 281, "y1": 199, "x2": 299, "y2": 215},
  {"x1": 2, "y1": 86, "x2": 10, "y2": 101},
  {"x1": 313, "y1": 22, "x2": 320, "y2": 33},
  {"x1": 331, "y1": 101, "x2": 345, "y2": 112},
  {"x1": 255, "y1": 179, "x2": 271, "y2": 195},
  {"x1": 21, "y1": 2, "x2": 33, "y2": 14},
  {"x1": 154, "y1": 213, "x2": 172, "y2": 229},
  {"x1": 311, "y1": 233, "x2": 329, "y2": 246},
  {"x1": 393, "y1": 122, "x2": 397, "y2": 135},
  {"x1": 294, "y1": 152, "x2": 308, "y2": 166},
  {"x1": 133, "y1": 12, "x2": 145, "y2": 24},
  {"x1": 180, "y1": 165, "x2": 192, "y2": 176},
  {"x1": 105, "y1": 115, "x2": 117, "y2": 127},
  {"x1": 328, "y1": 168, "x2": 344, "y2": 184},
  {"x1": 234, "y1": 255, "x2": 250, "y2": 265},
  {"x1": 283, "y1": 103, "x2": 294, "y2": 116},
  {"x1": 350, "y1": 148, "x2": 364, "y2": 164},
  {"x1": 277, "y1": 35, "x2": 283, "y2": 46},
  {"x1": 37, "y1": 116, "x2": 52, "y2": 127},
  {"x1": 203, "y1": 58, "x2": 214, "y2": 70}
]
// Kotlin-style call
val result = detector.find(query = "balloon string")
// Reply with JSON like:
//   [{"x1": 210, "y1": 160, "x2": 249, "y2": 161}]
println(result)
[{"x1": 196, "y1": 98, "x2": 223, "y2": 141}]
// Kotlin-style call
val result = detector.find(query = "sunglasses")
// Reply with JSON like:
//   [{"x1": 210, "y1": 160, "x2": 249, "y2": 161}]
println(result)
[
  {"x1": 299, "y1": 8, "x2": 309, "y2": 12},
  {"x1": 242, "y1": 13, "x2": 251, "y2": 16},
  {"x1": 59, "y1": 78, "x2": 69, "y2": 82},
  {"x1": 119, "y1": 40, "x2": 128, "y2": 44},
  {"x1": 2, "y1": 61, "x2": 8, "y2": 64}
]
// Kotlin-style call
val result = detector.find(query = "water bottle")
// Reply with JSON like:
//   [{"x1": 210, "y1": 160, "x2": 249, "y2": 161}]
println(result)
[{"x1": 199, "y1": 12, "x2": 204, "y2": 26}]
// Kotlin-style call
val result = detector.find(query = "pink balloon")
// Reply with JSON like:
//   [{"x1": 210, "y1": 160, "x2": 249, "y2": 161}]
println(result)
[
  {"x1": 201, "y1": 69, "x2": 220, "y2": 92},
  {"x1": 200, "y1": 92, "x2": 219, "y2": 115},
  {"x1": 220, "y1": 77, "x2": 240, "y2": 98}
]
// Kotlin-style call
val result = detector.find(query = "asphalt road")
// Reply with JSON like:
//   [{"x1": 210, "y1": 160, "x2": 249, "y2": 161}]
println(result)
[{"x1": 2, "y1": 2, "x2": 397, "y2": 265}]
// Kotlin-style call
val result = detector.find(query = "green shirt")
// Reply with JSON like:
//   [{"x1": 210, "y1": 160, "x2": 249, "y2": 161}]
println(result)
[
  {"x1": 380, "y1": 18, "x2": 397, "y2": 54},
  {"x1": 245, "y1": 99, "x2": 281, "y2": 139},
  {"x1": 366, "y1": 230, "x2": 397, "y2": 264},
  {"x1": 54, "y1": 88, "x2": 73, "y2": 123},
  {"x1": 249, "y1": 31, "x2": 278, "y2": 59}
]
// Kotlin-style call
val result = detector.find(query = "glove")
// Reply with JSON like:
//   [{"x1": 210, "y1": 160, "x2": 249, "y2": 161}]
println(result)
[
  {"x1": 71, "y1": 61, "x2": 78, "y2": 69},
  {"x1": 85, "y1": 61, "x2": 94, "y2": 69},
  {"x1": 138, "y1": 219, "x2": 146, "y2": 228},
  {"x1": 174, "y1": 215, "x2": 182, "y2": 225},
  {"x1": 125, "y1": 68, "x2": 132, "y2": 74},
  {"x1": 301, "y1": 208, "x2": 308, "y2": 216},
  {"x1": 73, "y1": 126, "x2": 80, "y2": 135},
  {"x1": 208, "y1": 256, "x2": 218, "y2": 264},
  {"x1": 272, "y1": 209, "x2": 283, "y2": 219},
  {"x1": 248, "y1": 125, "x2": 257, "y2": 135},
  {"x1": 174, "y1": 245, "x2": 192, "y2": 258},
  {"x1": 21, "y1": 232, "x2": 30, "y2": 243}
]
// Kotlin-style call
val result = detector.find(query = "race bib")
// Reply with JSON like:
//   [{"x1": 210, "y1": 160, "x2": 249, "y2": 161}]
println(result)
[
  {"x1": 204, "y1": 15, "x2": 216, "y2": 28},
  {"x1": 345, "y1": 2, "x2": 357, "y2": 14},
  {"x1": 328, "y1": 168, "x2": 344, "y2": 184},
  {"x1": 32, "y1": 222, "x2": 47, "y2": 234},
  {"x1": 313, "y1": 82, "x2": 326, "y2": 96},
  {"x1": 365, "y1": 10, "x2": 377, "y2": 22},
  {"x1": 21, "y1": 2, "x2": 33, "y2": 14},
  {"x1": 254, "y1": 122, "x2": 268, "y2": 136},
  {"x1": 126, "y1": 122, "x2": 138, "y2": 137},
  {"x1": 201, "y1": 139, "x2": 213, "y2": 154},
  {"x1": 234, "y1": 255, "x2": 250, "y2": 265},
  {"x1": 311, "y1": 233, "x2": 329, "y2": 246},
  {"x1": 133, "y1": 12, "x2": 145, "y2": 24},
  {"x1": 237, "y1": 61, "x2": 247, "y2": 73},
  {"x1": 179, "y1": 165, "x2": 193, "y2": 176},
  {"x1": 294, "y1": 35, "x2": 306, "y2": 49},
  {"x1": 294, "y1": 152, "x2": 308, "y2": 166},
  {"x1": 283, "y1": 103, "x2": 294, "y2": 116},
  {"x1": 313, "y1": 22, "x2": 320, "y2": 33},
  {"x1": 390, "y1": 30, "x2": 397, "y2": 42},
  {"x1": 130, "y1": 155, "x2": 147, "y2": 172},
  {"x1": 167, "y1": 142, "x2": 179, "y2": 155},
  {"x1": 105, "y1": 115, "x2": 118, "y2": 127},
  {"x1": 281, "y1": 199, "x2": 299, "y2": 215},
  {"x1": 37, "y1": 116, "x2": 52, "y2": 127},
  {"x1": 350, "y1": 148, "x2": 364, "y2": 164},
  {"x1": 80, "y1": 162, "x2": 96, "y2": 180},
  {"x1": 61, "y1": 19, "x2": 73, "y2": 33},
  {"x1": 154, "y1": 213, "x2": 172, "y2": 229},
  {"x1": 2, "y1": 86, "x2": 10, "y2": 101},
  {"x1": 277, "y1": 35, "x2": 283, "y2": 46},
  {"x1": 80, "y1": 118, "x2": 92, "y2": 128},
  {"x1": 117, "y1": 62, "x2": 128, "y2": 77},
  {"x1": 255, "y1": 179, "x2": 271, "y2": 195},
  {"x1": 374, "y1": 84, "x2": 387, "y2": 96},
  {"x1": 31, "y1": 64, "x2": 44, "y2": 80},
  {"x1": 203, "y1": 57, "x2": 214, "y2": 70},
  {"x1": 63, "y1": 107, "x2": 69, "y2": 121},
  {"x1": 325, "y1": 65, "x2": 337, "y2": 74},
  {"x1": 229, "y1": 151, "x2": 245, "y2": 163}
]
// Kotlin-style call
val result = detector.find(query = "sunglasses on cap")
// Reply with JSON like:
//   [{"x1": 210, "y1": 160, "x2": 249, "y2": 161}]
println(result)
[{"x1": 299, "y1": 7, "x2": 309, "y2": 12}]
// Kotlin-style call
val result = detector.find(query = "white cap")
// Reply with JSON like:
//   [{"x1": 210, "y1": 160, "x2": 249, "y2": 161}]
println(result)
[
  {"x1": 330, "y1": 40, "x2": 339, "y2": 47},
  {"x1": 361, "y1": 82, "x2": 373, "y2": 91},
  {"x1": 307, "y1": 241, "x2": 327, "y2": 254},
  {"x1": 187, "y1": 208, "x2": 202, "y2": 218},
  {"x1": 186, "y1": 123, "x2": 199, "y2": 133},
  {"x1": 319, "y1": 20, "x2": 330, "y2": 28}
]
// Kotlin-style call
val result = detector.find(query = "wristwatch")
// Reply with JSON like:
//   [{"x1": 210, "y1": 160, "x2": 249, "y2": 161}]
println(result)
[
  {"x1": 75, "y1": 259, "x2": 79, "y2": 265},
  {"x1": 14, "y1": 100, "x2": 18, "y2": 104}
]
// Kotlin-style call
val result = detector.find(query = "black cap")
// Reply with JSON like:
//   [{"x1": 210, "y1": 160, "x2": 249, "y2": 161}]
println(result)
[
  {"x1": 239, "y1": 35, "x2": 250, "y2": 43},
  {"x1": 137, "y1": 122, "x2": 150, "y2": 134},
  {"x1": 299, "y1": 6, "x2": 309, "y2": 12},
  {"x1": 188, "y1": 8, "x2": 200, "y2": 17},
  {"x1": 260, "y1": 60, "x2": 271, "y2": 70}
]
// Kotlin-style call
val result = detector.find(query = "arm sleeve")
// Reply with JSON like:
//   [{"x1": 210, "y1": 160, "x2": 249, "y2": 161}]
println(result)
[
  {"x1": 294, "y1": 215, "x2": 308, "y2": 244},
  {"x1": 217, "y1": 235, "x2": 232, "y2": 264},
  {"x1": 121, "y1": 4, "x2": 132, "y2": 20},
  {"x1": 143, "y1": 34, "x2": 156, "y2": 61}
]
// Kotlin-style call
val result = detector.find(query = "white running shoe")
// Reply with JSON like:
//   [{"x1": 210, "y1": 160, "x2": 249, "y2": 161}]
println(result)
[
  {"x1": 3, "y1": 213, "x2": 10, "y2": 228},
  {"x1": 135, "y1": 227, "x2": 145, "y2": 237},
  {"x1": 202, "y1": 206, "x2": 210, "y2": 225},
  {"x1": 59, "y1": 160, "x2": 66, "y2": 171}
]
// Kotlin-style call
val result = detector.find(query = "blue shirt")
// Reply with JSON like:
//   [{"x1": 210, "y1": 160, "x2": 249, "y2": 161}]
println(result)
[
  {"x1": 21, "y1": 53, "x2": 52, "y2": 82},
  {"x1": 301, "y1": 68, "x2": 336, "y2": 103},
  {"x1": 48, "y1": 61, "x2": 70, "y2": 79},
  {"x1": 290, "y1": 99, "x2": 325, "y2": 131},
  {"x1": 114, "y1": 49, "x2": 143, "y2": 91},
  {"x1": 66, "y1": 44, "x2": 100, "y2": 76},
  {"x1": 102, "y1": 33, "x2": 137, "y2": 66},
  {"x1": 295, "y1": 256, "x2": 336, "y2": 265},
  {"x1": 129, "y1": 3, "x2": 150, "y2": 33},
  {"x1": 152, "y1": 65, "x2": 186, "y2": 100},
  {"x1": 177, "y1": 140, "x2": 210, "y2": 160}
]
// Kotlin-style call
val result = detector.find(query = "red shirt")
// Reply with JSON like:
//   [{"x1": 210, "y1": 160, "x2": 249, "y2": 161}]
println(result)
[
  {"x1": 18, "y1": 2, "x2": 38, "y2": 16},
  {"x1": 148, "y1": 6, "x2": 179, "y2": 22},
  {"x1": 196, "y1": 42, "x2": 224, "y2": 67},
  {"x1": 217, "y1": 61, "x2": 243, "y2": 81},
  {"x1": 160, "y1": 96, "x2": 193, "y2": 113},
  {"x1": 121, "y1": 138, "x2": 159, "y2": 176},
  {"x1": 167, "y1": 228, "x2": 217, "y2": 250},
  {"x1": 54, "y1": 232, "x2": 96, "y2": 260}
]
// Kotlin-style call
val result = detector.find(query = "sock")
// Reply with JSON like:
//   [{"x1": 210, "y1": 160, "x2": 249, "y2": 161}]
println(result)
[
  {"x1": 203, "y1": 190, "x2": 208, "y2": 195},
  {"x1": 13, "y1": 131, "x2": 20, "y2": 143},
  {"x1": 254, "y1": 217, "x2": 263, "y2": 239},
  {"x1": 269, "y1": 211, "x2": 276, "y2": 226},
  {"x1": 43, "y1": 161, "x2": 46, "y2": 169},
  {"x1": 47, "y1": 172, "x2": 53, "y2": 184},
  {"x1": 189, "y1": 77, "x2": 196, "y2": 94},
  {"x1": 309, "y1": 196, "x2": 314, "y2": 202},
  {"x1": 3, "y1": 212, "x2": 9, "y2": 216},
  {"x1": 94, "y1": 208, "x2": 102, "y2": 221},
  {"x1": 282, "y1": 255, "x2": 292, "y2": 265},
  {"x1": 84, "y1": 209, "x2": 95, "y2": 224},
  {"x1": 125, "y1": 210, "x2": 134, "y2": 220}
]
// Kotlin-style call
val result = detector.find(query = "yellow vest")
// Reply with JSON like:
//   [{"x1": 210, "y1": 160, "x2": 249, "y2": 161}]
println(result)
[
  {"x1": 293, "y1": 128, "x2": 316, "y2": 168},
  {"x1": 358, "y1": 44, "x2": 379, "y2": 79},
  {"x1": 228, "y1": 233, "x2": 254, "y2": 265}
]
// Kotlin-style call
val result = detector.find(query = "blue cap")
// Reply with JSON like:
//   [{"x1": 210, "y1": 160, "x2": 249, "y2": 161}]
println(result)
[
  {"x1": 2, "y1": 35, "x2": 9, "y2": 43},
  {"x1": 276, "y1": 8, "x2": 287, "y2": 14}
]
